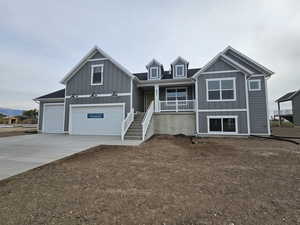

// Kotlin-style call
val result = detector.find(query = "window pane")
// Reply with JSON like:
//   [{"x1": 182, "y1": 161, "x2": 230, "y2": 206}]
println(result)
[
  {"x1": 166, "y1": 90, "x2": 176, "y2": 98},
  {"x1": 209, "y1": 118, "x2": 222, "y2": 132},
  {"x1": 177, "y1": 89, "x2": 187, "y2": 99},
  {"x1": 151, "y1": 68, "x2": 158, "y2": 77},
  {"x1": 250, "y1": 80, "x2": 259, "y2": 90},
  {"x1": 93, "y1": 67, "x2": 102, "y2": 83},
  {"x1": 221, "y1": 80, "x2": 233, "y2": 89},
  {"x1": 176, "y1": 66, "x2": 184, "y2": 76},
  {"x1": 222, "y1": 90, "x2": 234, "y2": 100},
  {"x1": 208, "y1": 80, "x2": 220, "y2": 90},
  {"x1": 223, "y1": 118, "x2": 236, "y2": 132},
  {"x1": 208, "y1": 90, "x2": 220, "y2": 100}
]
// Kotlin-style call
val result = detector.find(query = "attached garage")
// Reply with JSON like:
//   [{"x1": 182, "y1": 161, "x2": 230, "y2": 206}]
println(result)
[
  {"x1": 69, "y1": 103, "x2": 124, "y2": 136},
  {"x1": 42, "y1": 103, "x2": 64, "y2": 133}
]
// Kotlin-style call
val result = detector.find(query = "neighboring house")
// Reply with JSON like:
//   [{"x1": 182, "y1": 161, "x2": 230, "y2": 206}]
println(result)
[
  {"x1": 34, "y1": 45, "x2": 274, "y2": 140},
  {"x1": 275, "y1": 89, "x2": 300, "y2": 126},
  {"x1": 2, "y1": 116, "x2": 19, "y2": 124}
]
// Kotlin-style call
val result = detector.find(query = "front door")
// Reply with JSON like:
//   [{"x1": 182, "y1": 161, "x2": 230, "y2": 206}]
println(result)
[{"x1": 144, "y1": 91, "x2": 154, "y2": 112}]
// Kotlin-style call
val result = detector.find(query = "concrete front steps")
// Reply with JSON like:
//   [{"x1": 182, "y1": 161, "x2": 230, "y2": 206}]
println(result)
[{"x1": 124, "y1": 113, "x2": 144, "y2": 140}]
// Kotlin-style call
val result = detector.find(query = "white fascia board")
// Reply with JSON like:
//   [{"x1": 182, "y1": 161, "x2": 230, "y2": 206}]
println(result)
[
  {"x1": 60, "y1": 46, "x2": 136, "y2": 84},
  {"x1": 222, "y1": 46, "x2": 274, "y2": 75},
  {"x1": 220, "y1": 54, "x2": 254, "y2": 75},
  {"x1": 171, "y1": 56, "x2": 189, "y2": 65},
  {"x1": 146, "y1": 58, "x2": 162, "y2": 68}
]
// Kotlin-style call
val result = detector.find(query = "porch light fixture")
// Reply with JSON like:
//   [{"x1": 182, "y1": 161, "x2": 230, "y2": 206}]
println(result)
[{"x1": 111, "y1": 91, "x2": 118, "y2": 97}]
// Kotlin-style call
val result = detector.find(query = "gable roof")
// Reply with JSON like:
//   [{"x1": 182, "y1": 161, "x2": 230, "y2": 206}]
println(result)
[
  {"x1": 223, "y1": 46, "x2": 274, "y2": 76},
  {"x1": 171, "y1": 56, "x2": 189, "y2": 65},
  {"x1": 60, "y1": 46, "x2": 135, "y2": 84},
  {"x1": 34, "y1": 89, "x2": 65, "y2": 100},
  {"x1": 192, "y1": 51, "x2": 254, "y2": 79},
  {"x1": 146, "y1": 59, "x2": 162, "y2": 68},
  {"x1": 276, "y1": 89, "x2": 300, "y2": 102}
]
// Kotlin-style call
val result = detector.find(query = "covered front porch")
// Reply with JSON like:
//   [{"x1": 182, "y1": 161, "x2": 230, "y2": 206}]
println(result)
[{"x1": 141, "y1": 83, "x2": 196, "y2": 113}]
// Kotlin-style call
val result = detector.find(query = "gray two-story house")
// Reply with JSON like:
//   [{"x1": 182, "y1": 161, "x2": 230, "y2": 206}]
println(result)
[{"x1": 35, "y1": 45, "x2": 274, "y2": 140}]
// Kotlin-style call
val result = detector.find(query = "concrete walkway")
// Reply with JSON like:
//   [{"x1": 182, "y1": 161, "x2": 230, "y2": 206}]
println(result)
[{"x1": 0, "y1": 134, "x2": 141, "y2": 180}]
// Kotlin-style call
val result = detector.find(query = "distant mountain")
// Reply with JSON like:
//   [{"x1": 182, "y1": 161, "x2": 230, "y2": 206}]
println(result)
[{"x1": 0, "y1": 107, "x2": 24, "y2": 116}]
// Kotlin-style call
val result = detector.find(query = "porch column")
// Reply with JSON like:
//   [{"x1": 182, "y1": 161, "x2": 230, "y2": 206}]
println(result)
[
  {"x1": 154, "y1": 84, "x2": 159, "y2": 112},
  {"x1": 277, "y1": 102, "x2": 281, "y2": 127}
]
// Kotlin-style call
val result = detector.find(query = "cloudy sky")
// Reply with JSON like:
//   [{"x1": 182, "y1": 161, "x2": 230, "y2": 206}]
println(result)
[{"x1": 0, "y1": 0, "x2": 299, "y2": 112}]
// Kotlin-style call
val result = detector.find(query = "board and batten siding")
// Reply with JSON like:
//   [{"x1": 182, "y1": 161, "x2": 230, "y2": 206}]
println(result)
[
  {"x1": 66, "y1": 59, "x2": 131, "y2": 96},
  {"x1": 248, "y1": 76, "x2": 268, "y2": 134},
  {"x1": 64, "y1": 96, "x2": 130, "y2": 132},
  {"x1": 132, "y1": 80, "x2": 144, "y2": 112},
  {"x1": 292, "y1": 93, "x2": 300, "y2": 126}
]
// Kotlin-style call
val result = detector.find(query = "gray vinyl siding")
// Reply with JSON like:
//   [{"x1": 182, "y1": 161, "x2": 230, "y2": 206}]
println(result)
[
  {"x1": 172, "y1": 58, "x2": 188, "y2": 78},
  {"x1": 91, "y1": 51, "x2": 106, "y2": 59},
  {"x1": 132, "y1": 80, "x2": 144, "y2": 112},
  {"x1": 64, "y1": 96, "x2": 130, "y2": 131},
  {"x1": 159, "y1": 86, "x2": 194, "y2": 101},
  {"x1": 197, "y1": 72, "x2": 247, "y2": 109},
  {"x1": 38, "y1": 99, "x2": 65, "y2": 131},
  {"x1": 205, "y1": 58, "x2": 236, "y2": 72},
  {"x1": 198, "y1": 111, "x2": 248, "y2": 134},
  {"x1": 292, "y1": 94, "x2": 300, "y2": 126},
  {"x1": 224, "y1": 50, "x2": 262, "y2": 74},
  {"x1": 248, "y1": 76, "x2": 268, "y2": 134},
  {"x1": 66, "y1": 60, "x2": 131, "y2": 96}
]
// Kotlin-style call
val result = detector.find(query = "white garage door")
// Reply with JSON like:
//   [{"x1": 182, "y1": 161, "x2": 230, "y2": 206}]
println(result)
[
  {"x1": 43, "y1": 103, "x2": 64, "y2": 133},
  {"x1": 69, "y1": 104, "x2": 124, "y2": 135}
]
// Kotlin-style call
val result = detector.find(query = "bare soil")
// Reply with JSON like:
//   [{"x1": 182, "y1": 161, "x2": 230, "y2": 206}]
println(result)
[
  {"x1": 0, "y1": 127, "x2": 37, "y2": 137},
  {"x1": 272, "y1": 126, "x2": 300, "y2": 137},
  {"x1": 0, "y1": 134, "x2": 299, "y2": 225}
]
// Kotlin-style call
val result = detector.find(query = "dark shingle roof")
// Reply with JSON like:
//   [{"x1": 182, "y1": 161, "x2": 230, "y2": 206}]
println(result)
[
  {"x1": 133, "y1": 68, "x2": 201, "y2": 80},
  {"x1": 36, "y1": 89, "x2": 65, "y2": 100},
  {"x1": 276, "y1": 90, "x2": 299, "y2": 102}
]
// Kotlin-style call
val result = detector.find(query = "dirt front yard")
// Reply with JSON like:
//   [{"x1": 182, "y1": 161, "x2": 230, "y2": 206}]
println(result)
[{"x1": 0, "y1": 134, "x2": 299, "y2": 225}]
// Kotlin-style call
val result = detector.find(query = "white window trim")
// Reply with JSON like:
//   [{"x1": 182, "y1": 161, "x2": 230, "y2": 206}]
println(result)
[
  {"x1": 174, "y1": 64, "x2": 185, "y2": 78},
  {"x1": 207, "y1": 115, "x2": 238, "y2": 134},
  {"x1": 206, "y1": 77, "x2": 236, "y2": 102},
  {"x1": 248, "y1": 79, "x2": 261, "y2": 91},
  {"x1": 149, "y1": 67, "x2": 159, "y2": 80},
  {"x1": 91, "y1": 64, "x2": 104, "y2": 85},
  {"x1": 165, "y1": 87, "x2": 188, "y2": 105}
]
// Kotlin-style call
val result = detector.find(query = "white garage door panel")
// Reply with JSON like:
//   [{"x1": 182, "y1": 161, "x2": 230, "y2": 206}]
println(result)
[
  {"x1": 43, "y1": 104, "x2": 64, "y2": 133},
  {"x1": 70, "y1": 105, "x2": 123, "y2": 135}
]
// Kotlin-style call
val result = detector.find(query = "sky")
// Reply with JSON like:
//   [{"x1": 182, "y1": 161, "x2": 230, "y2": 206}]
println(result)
[{"x1": 0, "y1": 0, "x2": 299, "y2": 113}]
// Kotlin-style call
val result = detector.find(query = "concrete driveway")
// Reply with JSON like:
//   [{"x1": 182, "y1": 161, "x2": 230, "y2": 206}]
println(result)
[{"x1": 0, "y1": 134, "x2": 141, "y2": 180}]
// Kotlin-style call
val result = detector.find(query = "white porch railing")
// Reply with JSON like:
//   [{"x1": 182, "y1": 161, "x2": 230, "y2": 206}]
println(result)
[
  {"x1": 121, "y1": 108, "x2": 134, "y2": 141},
  {"x1": 142, "y1": 100, "x2": 154, "y2": 141},
  {"x1": 274, "y1": 109, "x2": 293, "y2": 116},
  {"x1": 159, "y1": 100, "x2": 195, "y2": 112}
]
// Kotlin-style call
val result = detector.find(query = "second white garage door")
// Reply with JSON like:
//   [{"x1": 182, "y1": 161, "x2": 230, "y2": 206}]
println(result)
[{"x1": 69, "y1": 104, "x2": 124, "y2": 135}]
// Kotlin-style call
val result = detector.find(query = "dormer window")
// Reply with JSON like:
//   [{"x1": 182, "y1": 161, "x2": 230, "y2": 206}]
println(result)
[
  {"x1": 150, "y1": 67, "x2": 159, "y2": 80},
  {"x1": 175, "y1": 65, "x2": 184, "y2": 77},
  {"x1": 171, "y1": 56, "x2": 189, "y2": 79}
]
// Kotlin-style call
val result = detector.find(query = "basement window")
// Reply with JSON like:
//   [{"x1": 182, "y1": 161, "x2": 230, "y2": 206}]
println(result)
[{"x1": 208, "y1": 116, "x2": 237, "y2": 134}]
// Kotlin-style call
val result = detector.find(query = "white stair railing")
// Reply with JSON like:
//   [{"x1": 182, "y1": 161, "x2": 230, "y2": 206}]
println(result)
[
  {"x1": 142, "y1": 101, "x2": 154, "y2": 141},
  {"x1": 121, "y1": 108, "x2": 134, "y2": 141}
]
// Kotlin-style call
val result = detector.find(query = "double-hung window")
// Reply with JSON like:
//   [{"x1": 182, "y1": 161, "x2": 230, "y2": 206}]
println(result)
[
  {"x1": 175, "y1": 65, "x2": 185, "y2": 77},
  {"x1": 166, "y1": 88, "x2": 188, "y2": 105},
  {"x1": 208, "y1": 116, "x2": 237, "y2": 133},
  {"x1": 150, "y1": 67, "x2": 159, "y2": 80},
  {"x1": 248, "y1": 79, "x2": 261, "y2": 91},
  {"x1": 207, "y1": 78, "x2": 236, "y2": 101},
  {"x1": 91, "y1": 64, "x2": 104, "y2": 85}
]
